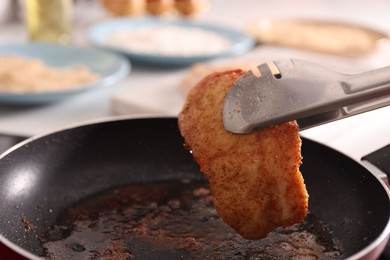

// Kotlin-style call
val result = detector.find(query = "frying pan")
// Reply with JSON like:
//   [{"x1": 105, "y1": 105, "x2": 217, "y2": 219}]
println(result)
[{"x1": 0, "y1": 117, "x2": 389, "y2": 259}]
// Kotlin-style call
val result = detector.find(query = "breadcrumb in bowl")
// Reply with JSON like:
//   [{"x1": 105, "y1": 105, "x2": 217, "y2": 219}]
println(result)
[{"x1": 0, "y1": 56, "x2": 100, "y2": 93}]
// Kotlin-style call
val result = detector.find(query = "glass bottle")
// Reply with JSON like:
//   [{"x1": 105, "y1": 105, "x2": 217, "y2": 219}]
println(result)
[{"x1": 25, "y1": 0, "x2": 72, "y2": 45}]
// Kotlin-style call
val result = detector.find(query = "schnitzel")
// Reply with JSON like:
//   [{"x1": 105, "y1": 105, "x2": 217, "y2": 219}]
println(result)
[{"x1": 178, "y1": 69, "x2": 308, "y2": 239}]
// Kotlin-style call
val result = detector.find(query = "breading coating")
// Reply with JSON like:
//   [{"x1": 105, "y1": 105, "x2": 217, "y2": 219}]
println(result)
[{"x1": 178, "y1": 69, "x2": 308, "y2": 239}]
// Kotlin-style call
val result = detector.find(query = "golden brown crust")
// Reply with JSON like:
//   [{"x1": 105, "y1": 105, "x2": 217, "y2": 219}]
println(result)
[
  {"x1": 145, "y1": 0, "x2": 173, "y2": 15},
  {"x1": 174, "y1": 0, "x2": 209, "y2": 16},
  {"x1": 178, "y1": 70, "x2": 308, "y2": 240},
  {"x1": 102, "y1": 0, "x2": 146, "y2": 16}
]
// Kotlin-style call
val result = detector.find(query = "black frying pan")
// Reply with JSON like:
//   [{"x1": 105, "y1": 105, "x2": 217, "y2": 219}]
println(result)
[{"x1": 0, "y1": 117, "x2": 389, "y2": 259}]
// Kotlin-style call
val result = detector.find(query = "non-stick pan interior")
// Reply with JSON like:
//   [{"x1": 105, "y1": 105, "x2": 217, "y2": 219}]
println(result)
[{"x1": 0, "y1": 117, "x2": 389, "y2": 259}]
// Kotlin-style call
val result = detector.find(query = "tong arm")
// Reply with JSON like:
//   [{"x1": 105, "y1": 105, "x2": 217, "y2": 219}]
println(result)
[{"x1": 223, "y1": 60, "x2": 390, "y2": 133}]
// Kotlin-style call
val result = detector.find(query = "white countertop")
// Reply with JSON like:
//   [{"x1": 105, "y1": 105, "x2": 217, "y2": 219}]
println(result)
[{"x1": 0, "y1": 0, "x2": 389, "y2": 166}]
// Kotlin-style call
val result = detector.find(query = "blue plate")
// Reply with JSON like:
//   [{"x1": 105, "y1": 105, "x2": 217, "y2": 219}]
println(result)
[
  {"x1": 88, "y1": 17, "x2": 255, "y2": 66},
  {"x1": 0, "y1": 43, "x2": 130, "y2": 104}
]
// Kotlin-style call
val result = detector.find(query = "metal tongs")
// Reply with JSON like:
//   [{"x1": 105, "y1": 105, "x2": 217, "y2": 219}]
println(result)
[{"x1": 223, "y1": 59, "x2": 390, "y2": 134}]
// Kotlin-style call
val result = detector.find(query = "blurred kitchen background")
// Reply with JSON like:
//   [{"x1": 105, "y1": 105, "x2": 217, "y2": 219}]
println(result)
[{"x1": 0, "y1": 0, "x2": 389, "y2": 163}]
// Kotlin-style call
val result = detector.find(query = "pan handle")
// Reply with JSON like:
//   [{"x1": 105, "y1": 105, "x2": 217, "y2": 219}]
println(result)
[{"x1": 361, "y1": 144, "x2": 390, "y2": 186}]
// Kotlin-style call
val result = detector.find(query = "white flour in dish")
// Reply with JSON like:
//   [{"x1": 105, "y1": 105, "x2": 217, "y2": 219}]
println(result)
[{"x1": 107, "y1": 25, "x2": 231, "y2": 56}]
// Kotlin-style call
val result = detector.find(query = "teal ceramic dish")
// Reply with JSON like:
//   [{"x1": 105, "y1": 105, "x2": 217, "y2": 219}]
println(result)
[
  {"x1": 0, "y1": 43, "x2": 130, "y2": 104},
  {"x1": 88, "y1": 17, "x2": 255, "y2": 66}
]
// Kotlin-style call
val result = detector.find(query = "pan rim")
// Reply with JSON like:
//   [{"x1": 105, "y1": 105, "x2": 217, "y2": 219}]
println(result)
[
  {"x1": 0, "y1": 114, "x2": 389, "y2": 259},
  {"x1": 345, "y1": 183, "x2": 390, "y2": 260},
  {"x1": 0, "y1": 114, "x2": 167, "y2": 259},
  {"x1": 0, "y1": 114, "x2": 166, "y2": 160}
]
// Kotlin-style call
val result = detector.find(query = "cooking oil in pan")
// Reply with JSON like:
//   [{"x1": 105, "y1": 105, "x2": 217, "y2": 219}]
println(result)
[{"x1": 40, "y1": 180, "x2": 344, "y2": 259}]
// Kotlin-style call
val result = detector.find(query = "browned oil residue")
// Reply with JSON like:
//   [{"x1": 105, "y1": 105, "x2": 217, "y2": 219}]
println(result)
[
  {"x1": 21, "y1": 217, "x2": 35, "y2": 230},
  {"x1": 41, "y1": 180, "x2": 344, "y2": 259}
]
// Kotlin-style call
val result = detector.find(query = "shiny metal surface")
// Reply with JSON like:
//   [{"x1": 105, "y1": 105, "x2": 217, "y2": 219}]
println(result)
[{"x1": 223, "y1": 59, "x2": 390, "y2": 133}]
